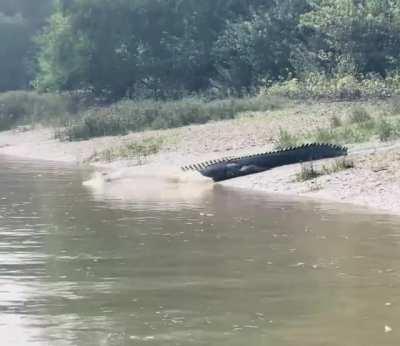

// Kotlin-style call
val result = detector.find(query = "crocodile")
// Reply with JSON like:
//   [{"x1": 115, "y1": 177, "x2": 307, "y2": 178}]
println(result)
[{"x1": 181, "y1": 143, "x2": 348, "y2": 182}]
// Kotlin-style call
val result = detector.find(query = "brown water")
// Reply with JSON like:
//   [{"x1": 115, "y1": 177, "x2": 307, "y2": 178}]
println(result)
[{"x1": 1, "y1": 157, "x2": 400, "y2": 346}]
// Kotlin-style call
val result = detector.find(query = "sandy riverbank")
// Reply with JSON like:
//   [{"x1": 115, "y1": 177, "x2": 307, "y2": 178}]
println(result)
[{"x1": 1, "y1": 101, "x2": 400, "y2": 215}]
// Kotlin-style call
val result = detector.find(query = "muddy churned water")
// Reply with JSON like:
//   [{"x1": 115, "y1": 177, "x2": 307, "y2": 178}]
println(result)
[{"x1": 1, "y1": 156, "x2": 400, "y2": 346}]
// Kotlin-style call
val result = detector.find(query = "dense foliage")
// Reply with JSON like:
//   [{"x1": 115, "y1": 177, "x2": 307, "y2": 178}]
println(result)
[
  {"x1": 0, "y1": 0, "x2": 53, "y2": 91},
  {"x1": 3, "y1": 0, "x2": 400, "y2": 99},
  {"x1": 299, "y1": 0, "x2": 400, "y2": 76}
]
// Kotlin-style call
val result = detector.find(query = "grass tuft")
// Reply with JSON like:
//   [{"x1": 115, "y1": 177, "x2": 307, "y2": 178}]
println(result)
[
  {"x1": 387, "y1": 95, "x2": 400, "y2": 115},
  {"x1": 347, "y1": 106, "x2": 371, "y2": 124},
  {"x1": 296, "y1": 158, "x2": 354, "y2": 182},
  {"x1": 322, "y1": 158, "x2": 354, "y2": 174},
  {"x1": 376, "y1": 118, "x2": 400, "y2": 141},
  {"x1": 330, "y1": 115, "x2": 342, "y2": 128},
  {"x1": 275, "y1": 128, "x2": 298, "y2": 149},
  {"x1": 296, "y1": 162, "x2": 321, "y2": 182}
]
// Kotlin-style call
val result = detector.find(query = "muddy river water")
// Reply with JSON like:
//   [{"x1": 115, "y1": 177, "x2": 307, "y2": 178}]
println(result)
[{"x1": 1, "y1": 156, "x2": 400, "y2": 346}]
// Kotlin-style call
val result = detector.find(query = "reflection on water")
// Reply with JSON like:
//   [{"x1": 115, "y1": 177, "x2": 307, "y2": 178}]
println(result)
[{"x1": 1, "y1": 156, "x2": 400, "y2": 346}]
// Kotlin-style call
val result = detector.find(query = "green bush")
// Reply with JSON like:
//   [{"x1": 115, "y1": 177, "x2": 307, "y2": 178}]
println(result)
[
  {"x1": 376, "y1": 118, "x2": 399, "y2": 142},
  {"x1": 310, "y1": 123, "x2": 377, "y2": 145},
  {"x1": 0, "y1": 91, "x2": 71, "y2": 131},
  {"x1": 61, "y1": 95, "x2": 286, "y2": 141},
  {"x1": 266, "y1": 73, "x2": 400, "y2": 101},
  {"x1": 307, "y1": 114, "x2": 400, "y2": 145}
]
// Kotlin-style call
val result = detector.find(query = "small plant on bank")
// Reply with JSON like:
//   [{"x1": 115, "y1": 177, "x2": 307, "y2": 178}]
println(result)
[
  {"x1": 295, "y1": 162, "x2": 321, "y2": 182},
  {"x1": 308, "y1": 180, "x2": 323, "y2": 192},
  {"x1": 330, "y1": 115, "x2": 342, "y2": 128},
  {"x1": 296, "y1": 158, "x2": 354, "y2": 182},
  {"x1": 376, "y1": 118, "x2": 399, "y2": 142},
  {"x1": 322, "y1": 158, "x2": 354, "y2": 174},
  {"x1": 314, "y1": 128, "x2": 336, "y2": 143},
  {"x1": 348, "y1": 106, "x2": 371, "y2": 124},
  {"x1": 275, "y1": 128, "x2": 298, "y2": 149},
  {"x1": 387, "y1": 95, "x2": 400, "y2": 115}
]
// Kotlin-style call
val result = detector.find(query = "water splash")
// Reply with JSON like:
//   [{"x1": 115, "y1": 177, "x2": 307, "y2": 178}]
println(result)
[{"x1": 82, "y1": 164, "x2": 213, "y2": 207}]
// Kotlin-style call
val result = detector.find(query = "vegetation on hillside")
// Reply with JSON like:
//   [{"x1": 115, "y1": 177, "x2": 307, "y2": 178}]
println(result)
[
  {"x1": 3, "y1": 0, "x2": 400, "y2": 142},
  {"x1": 0, "y1": 91, "x2": 72, "y2": 131},
  {"x1": 1, "y1": 0, "x2": 400, "y2": 98},
  {"x1": 58, "y1": 95, "x2": 286, "y2": 141}
]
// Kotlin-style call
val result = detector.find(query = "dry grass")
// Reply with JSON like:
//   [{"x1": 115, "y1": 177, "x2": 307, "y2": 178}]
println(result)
[
  {"x1": 296, "y1": 162, "x2": 321, "y2": 182},
  {"x1": 296, "y1": 158, "x2": 354, "y2": 182}
]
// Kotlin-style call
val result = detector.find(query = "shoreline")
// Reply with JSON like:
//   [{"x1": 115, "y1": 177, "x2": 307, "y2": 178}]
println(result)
[{"x1": 1, "y1": 103, "x2": 400, "y2": 216}]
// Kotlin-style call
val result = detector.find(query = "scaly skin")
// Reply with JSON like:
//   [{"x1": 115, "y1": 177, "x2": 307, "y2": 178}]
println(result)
[{"x1": 182, "y1": 143, "x2": 348, "y2": 182}]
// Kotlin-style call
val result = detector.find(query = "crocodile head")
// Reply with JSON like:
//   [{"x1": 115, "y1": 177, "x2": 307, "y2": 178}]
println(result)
[{"x1": 200, "y1": 163, "x2": 241, "y2": 181}]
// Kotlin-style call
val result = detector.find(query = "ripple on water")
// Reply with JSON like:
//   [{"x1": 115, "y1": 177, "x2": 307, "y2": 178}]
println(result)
[{"x1": 1, "y1": 157, "x2": 400, "y2": 345}]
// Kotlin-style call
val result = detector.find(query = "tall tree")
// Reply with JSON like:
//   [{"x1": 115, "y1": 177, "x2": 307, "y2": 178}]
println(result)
[
  {"x1": 0, "y1": 13, "x2": 30, "y2": 90},
  {"x1": 0, "y1": 0, "x2": 54, "y2": 91},
  {"x1": 212, "y1": 0, "x2": 310, "y2": 92},
  {"x1": 300, "y1": 0, "x2": 400, "y2": 75},
  {"x1": 34, "y1": 0, "x2": 275, "y2": 98}
]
